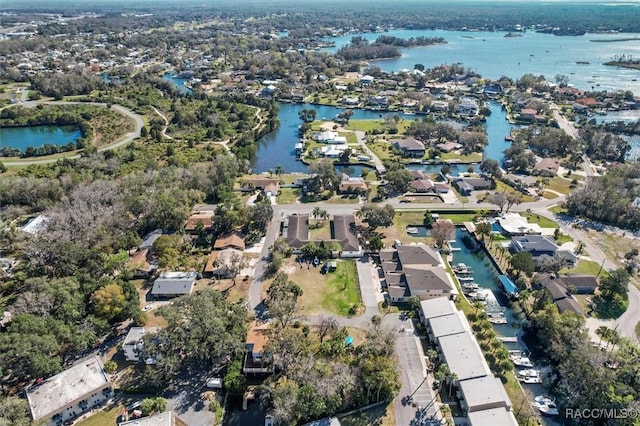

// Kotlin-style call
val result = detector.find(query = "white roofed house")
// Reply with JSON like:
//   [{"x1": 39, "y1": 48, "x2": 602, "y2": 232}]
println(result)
[
  {"x1": 25, "y1": 356, "x2": 113, "y2": 426},
  {"x1": 150, "y1": 271, "x2": 197, "y2": 299},
  {"x1": 459, "y1": 97, "x2": 479, "y2": 117}
]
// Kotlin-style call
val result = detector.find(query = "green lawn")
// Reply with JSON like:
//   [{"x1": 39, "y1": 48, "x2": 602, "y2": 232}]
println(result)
[
  {"x1": 323, "y1": 260, "x2": 362, "y2": 316},
  {"x1": 440, "y1": 152, "x2": 482, "y2": 163},
  {"x1": 439, "y1": 213, "x2": 477, "y2": 224},
  {"x1": 277, "y1": 188, "x2": 299, "y2": 204},
  {"x1": 520, "y1": 212, "x2": 558, "y2": 228},
  {"x1": 76, "y1": 404, "x2": 123, "y2": 426},
  {"x1": 548, "y1": 205, "x2": 567, "y2": 214},
  {"x1": 561, "y1": 259, "x2": 607, "y2": 277},
  {"x1": 325, "y1": 195, "x2": 360, "y2": 204}
]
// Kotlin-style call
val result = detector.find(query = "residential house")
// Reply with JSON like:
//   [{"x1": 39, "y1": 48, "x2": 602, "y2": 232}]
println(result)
[
  {"x1": 431, "y1": 100, "x2": 449, "y2": 112},
  {"x1": 127, "y1": 249, "x2": 156, "y2": 278},
  {"x1": 483, "y1": 82, "x2": 503, "y2": 96},
  {"x1": 380, "y1": 245, "x2": 455, "y2": 302},
  {"x1": 575, "y1": 97, "x2": 599, "y2": 108},
  {"x1": 454, "y1": 177, "x2": 493, "y2": 196},
  {"x1": 459, "y1": 98, "x2": 479, "y2": 116},
  {"x1": 437, "y1": 141, "x2": 462, "y2": 153},
  {"x1": 533, "y1": 158, "x2": 560, "y2": 177},
  {"x1": 244, "y1": 178, "x2": 280, "y2": 197},
  {"x1": 150, "y1": 271, "x2": 197, "y2": 299},
  {"x1": 438, "y1": 332, "x2": 492, "y2": 383},
  {"x1": 411, "y1": 170, "x2": 426, "y2": 180},
  {"x1": 536, "y1": 275, "x2": 584, "y2": 315},
  {"x1": 538, "y1": 273, "x2": 597, "y2": 294},
  {"x1": 203, "y1": 248, "x2": 244, "y2": 278},
  {"x1": 243, "y1": 342, "x2": 274, "y2": 375},
  {"x1": 338, "y1": 175, "x2": 368, "y2": 194},
  {"x1": 458, "y1": 375, "x2": 513, "y2": 414},
  {"x1": 433, "y1": 182, "x2": 450, "y2": 194},
  {"x1": 332, "y1": 215, "x2": 361, "y2": 257},
  {"x1": 26, "y1": 356, "x2": 113, "y2": 426},
  {"x1": 467, "y1": 407, "x2": 518, "y2": 426},
  {"x1": 303, "y1": 417, "x2": 342, "y2": 426},
  {"x1": 184, "y1": 211, "x2": 215, "y2": 234},
  {"x1": 313, "y1": 131, "x2": 347, "y2": 145},
  {"x1": 520, "y1": 108, "x2": 537, "y2": 121},
  {"x1": 359, "y1": 75, "x2": 374, "y2": 85},
  {"x1": 410, "y1": 178, "x2": 434, "y2": 193},
  {"x1": 213, "y1": 231, "x2": 246, "y2": 251},
  {"x1": 367, "y1": 96, "x2": 389, "y2": 109},
  {"x1": 511, "y1": 235, "x2": 577, "y2": 267},
  {"x1": 391, "y1": 138, "x2": 426, "y2": 158},
  {"x1": 342, "y1": 97, "x2": 360, "y2": 106},
  {"x1": 122, "y1": 327, "x2": 160, "y2": 363},
  {"x1": 497, "y1": 212, "x2": 544, "y2": 236},
  {"x1": 285, "y1": 214, "x2": 310, "y2": 249},
  {"x1": 320, "y1": 144, "x2": 349, "y2": 158}
]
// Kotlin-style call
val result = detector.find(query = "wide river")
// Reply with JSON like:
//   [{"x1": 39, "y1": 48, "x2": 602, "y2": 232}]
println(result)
[{"x1": 324, "y1": 29, "x2": 640, "y2": 94}]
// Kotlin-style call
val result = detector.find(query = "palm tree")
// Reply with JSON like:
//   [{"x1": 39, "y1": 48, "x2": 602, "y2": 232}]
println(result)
[
  {"x1": 425, "y1": 348, "x2": 438, "y2": 371},
  {"x1": 312, "y1": 206, "x2": 322, "y2": 220},
  {"x1": 446, "y1": 371, "x2": 458, "y2": 396},
  {"x1": 274, "y1": 164, "x2": 285, "y2": 176},
  {"x1": 472, "y1": 301, "x2": 485, "y2": 315},
  {"x1": 595, "y1": 325, "x2": 609, "y2": 348}
]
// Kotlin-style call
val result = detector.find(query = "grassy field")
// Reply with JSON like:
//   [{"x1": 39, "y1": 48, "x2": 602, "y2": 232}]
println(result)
[
  {"x1": 325, "y1": 194, "x2": 360, "y2": 204},
  {"x1": 548, "y1": 205, "x2": 567, "y2": 214},
  {"x1": 276, "y1": 188, "x2": 299, "y2": 204},
  {"x1": 290, "y1": 259, "x2": 362, "y2": 316},
  {"x1": 340, "y1": 402, "x2": 395, "y2": 426},
  {"x1": 440, "y1": 152, "x2": 482, "y2": 163},
  {"x1": 366, "y1": 140, "x2": 393, "y2": 161},
  {"x1": 520, "y1": 212, "x2": 558, "y2": 229},
  {"x1": 561, "y1": 259, "x2": 607, "y2": 277},
  {"x1": 76, "y1": 404, "x2": 124, "y2": 426}
]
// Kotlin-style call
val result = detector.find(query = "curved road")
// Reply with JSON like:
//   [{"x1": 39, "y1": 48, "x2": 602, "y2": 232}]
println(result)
[{"x1": 1, "y1": 101, "x2": 144, "y2": 166}]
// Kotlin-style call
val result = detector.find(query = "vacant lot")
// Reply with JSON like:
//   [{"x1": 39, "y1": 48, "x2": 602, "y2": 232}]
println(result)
[{"x1": 289, "y1": 259, "x2": 362, "y2": 316}]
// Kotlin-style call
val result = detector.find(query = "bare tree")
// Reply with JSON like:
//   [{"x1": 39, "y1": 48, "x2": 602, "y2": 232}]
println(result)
[
  {"x1": 318, "y1": 316, "x2": 339, "y2": 343},
  {"x1": 431, "y1": 220, "x2": 455, "y2": 249}
]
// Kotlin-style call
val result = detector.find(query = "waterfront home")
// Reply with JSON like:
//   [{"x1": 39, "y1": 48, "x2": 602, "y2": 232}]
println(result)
[
  {"x1": 519, "y1": 108, "x2": 537, "y2": 121},
  {"x1": 26, "y1": 356, "x2": 113, "y2": 426},
  {"x1": 431, "y1": 100, "x2": 449, "y2": 112},
  {"x1": 391, "y1": 138, "x2": 426, "y2": 158},
  {"x1": 533, "y1": 158, "x2": 560, "y2": 177},
  {"x1": 244, "y1": 177, "x2": 280, "y2": 197},
  {"x1": 437, "y1": 141, "x2": 462, "y2": 153},
  {"x1": 453, "y1": 177, "x2": 493, "y2": 196},
  {"x1": 497, "y1": 212, "x2": 544, "y2": 236},
  {"x1": 341, "y1": 96, "x2": 360, "y2": 106},
  {"x1": 380, "y1": 245, "x2": 456, "y2": 302},
  {"x1": 537, "y1": 273, "x2": 597, "y2": 294},
  {"x1": 367, "y1": 95, "x2": 390, "y2": 108},
  {"x1": 410, "y1": 178, "x2": 435, "y2": 193},
  {"x1": 359, "y1": 75, "x2": 375, "y2": 85},
  {"x1": 510, "y1": 235, "x2": 577, "y2": 267},
  {"x1": 312, "y1": 131, "x2": 347, "y2": 144},
  {"x1": 535, "y1": 275, "x2": 584, "y2": 315},
  {"x1": 338, "y1": 175, "x2": 368, "y2": 194},
  {"x1": 150, "y1": 271, "x2": 197, "y2": 299},
  {"x1": 459, "y1": 98, "x2": 479, "y2": 117}
]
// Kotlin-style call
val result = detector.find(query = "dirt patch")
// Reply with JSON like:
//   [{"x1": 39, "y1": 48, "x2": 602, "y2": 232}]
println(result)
[
  {"x1": 246, "y1": 321, "x2": 271, "y2": 352},
  {"x1": 281, "y1": 263, "x2": 297, "y2": 275}
]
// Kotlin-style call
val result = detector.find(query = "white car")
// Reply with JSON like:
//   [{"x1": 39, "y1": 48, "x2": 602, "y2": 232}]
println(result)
[{"x1": 265, "y1": 415, "x2": 274, "y2": 426}]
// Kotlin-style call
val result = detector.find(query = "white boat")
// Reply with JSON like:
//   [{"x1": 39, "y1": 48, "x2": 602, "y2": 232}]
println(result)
[
  {"x1": 533, "y1": 396, "x2": 560, "y2": 416},
  {"x1": 458, "y1": 276, "x2": 475, "y2": 282},
  {"x1": 520, "y1": 375, "x2": 542, "y2": 384},
  {"x1": 510, "y1": 354, "x2": 534, "y2": 368},
  {"x1": 488, "y1": 313, "x2": 507, "y2": 324},
  {"x1": 517, "y1": 369, "x2": 540, "y2": 378},
  {"x1": 453, "y1": 263, "x2": 472, "y2": 274},
  {"x1": 468, "y1": 291, "x2": 487, "y2": 301},
  {"x1": 406, "y1": 227, "x2": 419, "y2": 234},
  {"x1": 462, "y1": 283, "x2": 480, "y2": 291}
]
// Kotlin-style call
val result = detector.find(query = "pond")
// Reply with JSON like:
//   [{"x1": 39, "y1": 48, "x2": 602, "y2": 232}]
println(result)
[
  {"x1": 162, "y1": 72, "x2": 193, "y2": 94},
  {"x1": 0, "y1": 125, "x2": 82, "y2": 153}
]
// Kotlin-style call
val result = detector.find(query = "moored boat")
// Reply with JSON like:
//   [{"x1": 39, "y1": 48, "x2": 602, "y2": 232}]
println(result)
[{"x1": 406, "y1": 227, "x2": 419, "y2": 234}]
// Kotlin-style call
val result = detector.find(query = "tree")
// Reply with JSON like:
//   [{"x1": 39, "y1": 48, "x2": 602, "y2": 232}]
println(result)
[
  {"x1": 431, "y1": 220, "x2": 455, "y2": 249},
  {"x1": 357, "y1": 204, "x2": 395, "y2": 229},
  {"x1": 475, "y1": 222, "x2": 492, "y2": 244},
  {"x1": 152, "y1": 234, "x2": 183, "y2": 270},
  {"x1": 480, "y1": 159, "x2": 502, "y2": 178},
  {"x1": 423, "y1": 210, "x2": 435, "y2": 227},
  {"x1": 298, "y1": 108, "x2": 317, "y2": 123},
  {"x1": 407, "y1": 296, "x2": 421, "y2": 313},
  {"x1": 384, "y1": 168, "x2": 413, "y2": 194},
  {"x1": 312, "y1": 207, "x2": 328, "y2": 221},
  {"x1": 318, "y1": 316, "x2": 339, "y2": 343},
  {"x1": 485, "y1": 192, "x2": 507, "y2": 213},
  {"x1": 224, "y1": 358, "x2": 247, "y2": 395},
  {"x1": 103, "y1": 360, "x2": 117, "y2": 374},
  {"x1": 91, "y1": 283, "x2": 127, "y2": 321},
  {"x1": 510, "y1": 252, "x2": 535, "y2": 277},
  {"x1": 308, "y1": 160, "x2": 340, "y2": 195},
  {"x1": 371, "y1": 315, "x2": 382, "y2": 327},
  {"x1": 505, "y1": 192, "x2": 523, "y2": 213},
  {"x1": 0, "y1": 396, "x2": 32, "y2": 426},
  {"x1": 141, "y1": 397, "x2": 167, "y2": 416},
  {"x1": 267, "y1": 272, "x2": 303, "y2": 328}
]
